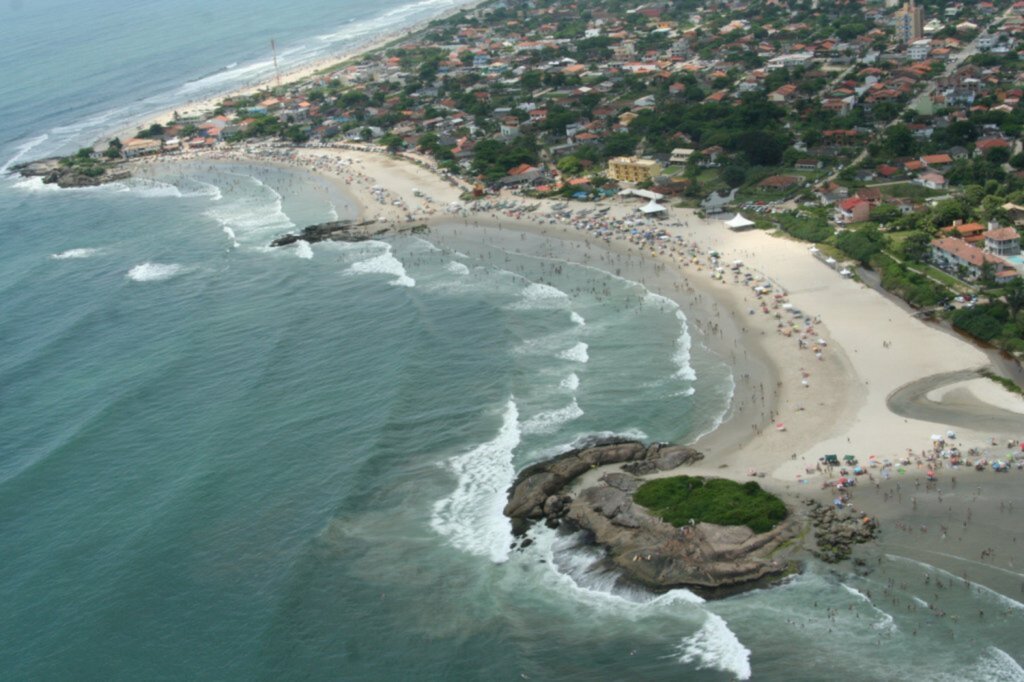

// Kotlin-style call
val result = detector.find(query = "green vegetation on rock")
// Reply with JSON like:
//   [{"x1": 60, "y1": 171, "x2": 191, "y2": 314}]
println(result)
[{"x1": 633, "y1": 476, "x2": 788, "y2": 534}]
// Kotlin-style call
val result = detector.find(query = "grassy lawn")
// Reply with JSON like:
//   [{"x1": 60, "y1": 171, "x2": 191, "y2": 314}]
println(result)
[
  {"x1": 878, "y1": 182, "x2": 947, "y2": 201},
  {"x1": 634, "y1": 476, "x2": 788, "y2": 534},
  {"x1": 920, "y1": 264, "x2": 968, "y2": 291}
]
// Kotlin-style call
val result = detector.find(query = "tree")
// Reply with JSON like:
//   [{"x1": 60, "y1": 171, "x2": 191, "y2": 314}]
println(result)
[
  {"x1": 379, "y1": 133, "x2": 404, "y2": 152},
  {"x1": 836, "y1": 225, "x2": 886, "y2": 265},
  {"x1": 556, "y1": 155, "x2": 583, "y2": 176},
  {"x1": 869, "y1": 204, "x2": 902, "y2": 225},
  {"x1": 104, "y1": 138, "x2": 122, "y2": 159},
  {"x1": 721, "y1": 165, "x2": 747, "y2": 188},
  {"x1": 1005, "y1": 277, "x2": 1024, "y2": 318},
  {"x1": 899, "y1": 230, "x2": 932, "y2": 262},
  {"x1": 985, "y1": 146, "x2": 1011, "y2": 165},
  {"x1": 881, "y1": 125, "x2": 915, "y2": 157},
  {"x1": 978, "y1": 260, "x2": 997, "y2": 287}
]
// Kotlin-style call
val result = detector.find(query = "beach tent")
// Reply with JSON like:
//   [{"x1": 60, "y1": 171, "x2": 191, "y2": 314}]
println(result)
[
  {"x1": 618, "y1": 188, "x2": 665, "y2": 201},
  {"x1": 725, "y1": 213, "x2": 755, "y2": 230},
  {"x1": 640, "y1": 200, "x2": 666, "y2": 215}
]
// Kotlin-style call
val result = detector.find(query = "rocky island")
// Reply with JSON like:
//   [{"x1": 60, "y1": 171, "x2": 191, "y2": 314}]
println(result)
[
  {"x1": 505, "y1": 438, "x2": 879, "y2": 596},
  {"x1": 11, "y1": 157, "x2": 130, "y2": 188}
]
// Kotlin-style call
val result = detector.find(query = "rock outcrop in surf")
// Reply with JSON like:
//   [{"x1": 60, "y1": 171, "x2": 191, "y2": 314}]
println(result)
[
  {"x1": 269, "y1": 220, "x2": 428, "y2": 246},
  {"x1": 504, "y1": 438, "x2": 803, "y2": 593}
]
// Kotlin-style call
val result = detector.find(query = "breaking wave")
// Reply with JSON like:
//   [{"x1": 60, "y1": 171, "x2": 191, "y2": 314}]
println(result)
[
  {"x1": 126, "y1": 262, "x2": 186, "y2": 282},
  {"x1": 51, "y1": 248, "x2": 99, "y2": 260},
  {"x1": 347, "y1": 243, "x2": 415, "y2": 287},
  {"x1": 430, "y1": 399, "x2": 519, "y2": 563},
  {"x1": 674, "y1": 613, "x2": 752, "y2": 680}
]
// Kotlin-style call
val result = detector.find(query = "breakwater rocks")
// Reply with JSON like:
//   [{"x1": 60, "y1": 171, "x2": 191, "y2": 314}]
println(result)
[
  {"x1": 12, "y1": 158, "x2": 131, "y2": 188},
  {"x1": 270, "y1": 220, "x2": 428, "y2": 247},
  {"x1": 805, "y1": 500, "x2": 879, "y2": 563},
  {"x1": 504, "y1": 438, "x2": 804, "y2": 592}
]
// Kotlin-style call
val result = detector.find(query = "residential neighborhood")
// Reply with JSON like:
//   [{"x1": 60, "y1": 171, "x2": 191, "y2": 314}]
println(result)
[{"x1": 77, "y1": 0, "x2": 1024, "y2": 351}]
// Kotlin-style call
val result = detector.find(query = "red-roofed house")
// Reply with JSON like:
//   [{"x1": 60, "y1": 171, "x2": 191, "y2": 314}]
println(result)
[
  {"x1": 941, "y1": 222, "x2": 987, "y2": 244},
  {"x1": 917, "y1": 172, "x2": 947, "y2": 190},
  {"x1": 974, "y1": 137, "x2": 1011, "y2": 156},
  {"x1": 920, "y1": 153, "x2": 953, "y2": 166},
  {"x1": 985, "y1": 227, "x2": 1021, "y2": 256},
  {"x1": 768, "y1": 83, "x2": 799, "y2": 103},
  {"x1": 931, "y1": 237, "x2": 1017, "y2": 282},
  {"x1": 835, "y1": 196, "x2": 871, "y2": 224}
]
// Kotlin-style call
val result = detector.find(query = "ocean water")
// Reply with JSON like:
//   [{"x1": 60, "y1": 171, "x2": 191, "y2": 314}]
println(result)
[{"x1": 2, "y1": 3, "x2": 1024, "y2": 681}]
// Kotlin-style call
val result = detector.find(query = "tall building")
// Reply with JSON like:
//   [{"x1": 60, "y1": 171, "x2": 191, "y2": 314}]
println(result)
[
  {"x1": 607, "y1": 157, "x2": 662, "y2": 183},
  {"x1": 896, "y1": 0, "x2": 924, "y2": 44}
]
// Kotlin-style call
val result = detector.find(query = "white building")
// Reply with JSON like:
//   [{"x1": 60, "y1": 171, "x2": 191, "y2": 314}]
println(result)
[{"x1": 908, "y1": 38, "x2": 931, "y2": 61}]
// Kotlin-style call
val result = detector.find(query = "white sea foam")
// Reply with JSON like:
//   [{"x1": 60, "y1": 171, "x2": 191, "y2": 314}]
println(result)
[
  {"x1": 524, "y1": 282, "x2": 569, "y2": 301},
  {"x1": 126, "y1": 262, "x2": 186, "y2": 282},
  {"x1": 672, "y1": 310, "x2": 698, "y2": 381},
  {"x1": 2, "y1": 134, "x2": 49, "y2": 174},
  {"x1": 294, "y1": 240, "x2": 314, "y2": 260},
  {"x1": 51, "y1": 248, "x2": 99, "y2": 260},
  {"x1": 689, "y1": 369, "x2": 737, "y2": 444},
  {"x1": 528, "y1": 527, "x2": 704, "y2": 613},
  {"x1": 194, "y1": 180, "x2": 223, "y2": 201},
  {"x1": 204, "y1": 176, "x2": 293, "y2": 242},
  {"x1": 559, "y1": 342, "x2": 589, "y2": 363},
  {"x1": 521, "y1": 399, "x2": 584, "y2": 436},
  {"x1": 560, "y1": 373, "x2": 580, "y2": 392},
  {"x1": 643, "y1": 290, "x2": 678, "y2": 309},
  {"x1": 222, "y1": 226, "x2": 240, "y2": 248},
  {"x1": 347, "y1": 243, "x2": 415, "y2": 287},
  {"x1": 976, "y1": 647, "x2": 1024, "y2": 682},
  {"x1": 121, "y1": 178, "x2": 186, "y2": 198},
  {"x1": 445, "y1": 261, "x2": 470, "y2": 276},
  {"x1": 431, "y1": 399, "x2": 519, "y2": 563},
  {"x1": 570, "y1": 311, "x2": 586, "y2": 326},
  {"x1": 675, "y1": 613, "x2": 752, "y2": 680},
  {"x1": 327, "y1": 201, "x2": 339, "y2": 221},
  {"x1": 511, "y1": 281, "x2": 571, "y2": 310},
  {"x1": 840, "y1": 583, "x2": 898, "y2": 633}
]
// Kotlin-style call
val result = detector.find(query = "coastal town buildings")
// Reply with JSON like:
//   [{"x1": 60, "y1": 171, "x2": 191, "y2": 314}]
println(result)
[
  {"x1": 606, "y1": 157, "x2": 661, "y2": 183},
  {"x1": 896, "y1": 0, "x2": 925, "y2": 44}
]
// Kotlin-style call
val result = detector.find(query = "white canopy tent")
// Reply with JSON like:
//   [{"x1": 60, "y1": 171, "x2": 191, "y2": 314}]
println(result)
[
  {"x1": 725, "y1": 213, "x2": 755, "y2": 230},
  {"x1": 640, "y1": 200, "x2": 667, "y2": 215},
  {"x1": 619, "y1": 188, "x2": 665, "y2": 201}
]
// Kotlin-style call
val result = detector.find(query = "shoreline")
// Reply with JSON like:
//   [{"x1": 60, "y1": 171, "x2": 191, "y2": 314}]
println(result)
[
  {"x1": 134, "y1": 144, "x2": 1024, "y2": 599},
  {"x1": 98, "y1": 0, "x2": 488, "y2": 149}
]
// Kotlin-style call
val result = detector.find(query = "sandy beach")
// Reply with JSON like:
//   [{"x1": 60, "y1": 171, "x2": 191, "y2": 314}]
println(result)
[
  {"x1": 133, "y1": 140, "x2": 1024, "y2": 599},
  {"x1": 99, "y1": 0, "x2": 487, "y2": 149}
]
